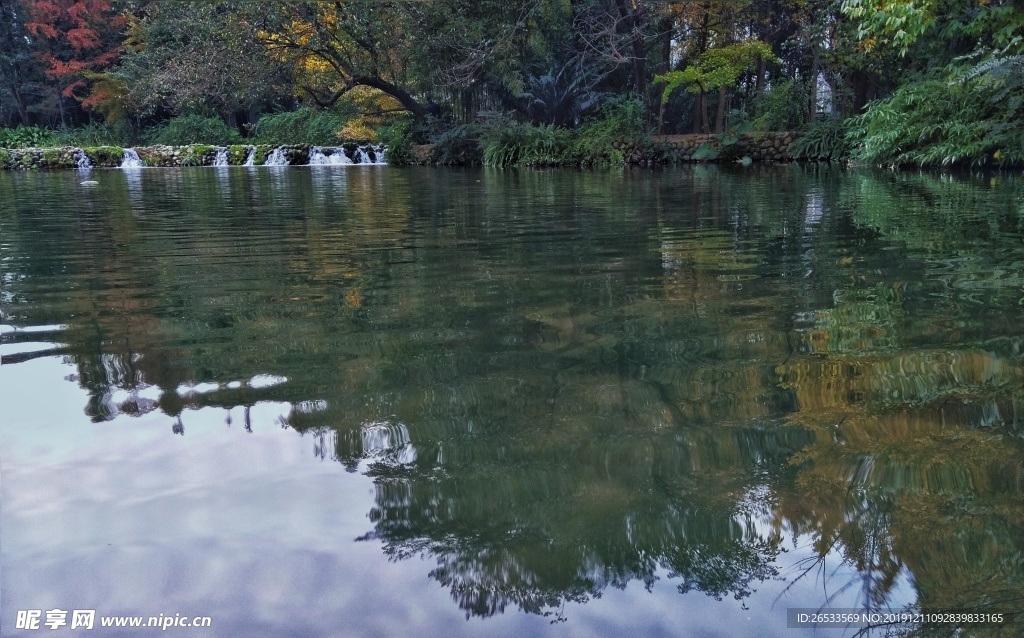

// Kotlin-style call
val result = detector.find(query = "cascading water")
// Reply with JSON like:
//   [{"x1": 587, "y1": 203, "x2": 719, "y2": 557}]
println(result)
[
  {"x1": 74, "y1": 150, "x2": 93, "y2": 170},
  {"x1": 263, "y1": 147, "x2": 289, "y2": 166},
  {"x1": 373, "y1": 145, "x2": 387, "y2": 165},
  {"x1": 355, "y1": 147, "x2": 373, "y2": 164},
  {"x1": 121, "y1": 148, "x2": 144, "y2": 168},
  {"x1": 212, "y1": 147, "x2": 229, "y2": 166},
  {"x1": 243, "y1": 149, "x2": 256, "y2": 166},
  {"x1": 309, "y1": 147, "x2": 353, "y2": 165}
]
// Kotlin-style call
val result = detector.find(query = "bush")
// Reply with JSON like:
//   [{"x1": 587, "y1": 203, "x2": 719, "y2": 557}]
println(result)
[
  {"x1": 148, "y1": 115, "x2": 242, "y2": 146},
  {"x1": 481, "y1": 122, "x2": 571, "y2": 167},
  {"x1": 431, "y1": 123, "x2": 484, "y2": 165},
  {"x1": 375, "y1": 117, "x2": 414, "y2": 165},
  {"x1": 254, "y1": 107, "x2": 348, "y2": 146},
  {"x1": 0, "y1": 126, "x2": 56, "y2": 148},
  {"x1": 750, "y1": 80, "x2": 808, "y2": 131},
  {"x1": 53, "y1": 122, "x2": 140, "y2": 147},
  {"x1": 845, "y1": 75, "x2": 1019, "y2": 167},
  {"x1": 789, "y1": 117, "x2": 853, "y2": 161},
  {"x1": 569, "y1": 95, "x2": 648, "y2": 165}
]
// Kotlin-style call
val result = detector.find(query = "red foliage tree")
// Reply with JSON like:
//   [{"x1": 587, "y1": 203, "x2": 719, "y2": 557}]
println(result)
[{"x1": 23, "y1": 0, "x2": 125, "y2": 123}]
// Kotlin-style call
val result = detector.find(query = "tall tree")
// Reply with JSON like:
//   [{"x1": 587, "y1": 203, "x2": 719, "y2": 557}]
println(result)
[
  {"x1": 23, "y1": 0, "x2": 124, "y2": 126},
  {"x1": 0, "y1": 0, "x2": 42, "y2": 125},
  {"x1": 113, "y1": 2, "x2": 286, "y2": 123}
]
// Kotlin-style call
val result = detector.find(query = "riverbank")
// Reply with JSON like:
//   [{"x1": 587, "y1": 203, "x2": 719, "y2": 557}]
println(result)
[
  {"x1": 0, "y1": 132, "x2": 803, "y2": 170},
  {"x1": 0, "y1": 143, "x2": 386, "y2": 170}
]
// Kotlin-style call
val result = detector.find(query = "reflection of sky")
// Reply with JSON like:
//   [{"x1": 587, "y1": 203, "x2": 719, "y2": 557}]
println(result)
[{"x1": 2, "y1": 355, "x2": 899, "y2": 637}]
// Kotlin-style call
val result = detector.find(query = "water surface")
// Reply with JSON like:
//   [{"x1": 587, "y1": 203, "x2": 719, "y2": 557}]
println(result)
[{"x1": 1, "y1": 166, "x2": 1022, "y2": 637}]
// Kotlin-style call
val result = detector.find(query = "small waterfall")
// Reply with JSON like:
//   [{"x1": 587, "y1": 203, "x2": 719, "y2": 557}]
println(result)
[
  {"x1": 373, "y1": 145, "x2": 387, "y2": 165},
  {"x1": 212, "y1": 147, "x2": 229, "y2": 166},
  {"x1": 309, "y1": 146, "x2": 353, "y2": 165},
  {"x1": 243, "y1": 148, "x2": 256, "y2": 166},
  {"x1": 264, "y1": 147, "x2": 288, "y2": 166},
  {"x1": 355, "y1": 147, "x2": 373, "y2": 164},
  {"x1": 74, "y1": 150, "x2": 93, "y2": 170},
  {"x1": 121, "y1": 148, "x2": 144, "y2": 168}
]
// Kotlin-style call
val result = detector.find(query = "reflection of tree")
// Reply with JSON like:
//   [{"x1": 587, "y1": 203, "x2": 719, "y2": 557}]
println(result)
[
  {"x1": 3, "y1": 167, "x2": 1024, "y2": 630},
  {"x1": 772, "y1": 170, "x2": 1024, "y2": 632}
]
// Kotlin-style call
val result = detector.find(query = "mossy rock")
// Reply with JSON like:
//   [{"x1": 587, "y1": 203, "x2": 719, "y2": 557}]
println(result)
[
  {"x1": 253, "y1": 145, "x2": 273, "y2": 165},
  {"x1": 85, "y1": 146, "x2": 125, "y2": 166},
  {"x1": 228, "y1": 145, "x2": 249, "y2": 165},
  {"x1": 691, "y1": 142, "x2": 720, "y2": 161}
]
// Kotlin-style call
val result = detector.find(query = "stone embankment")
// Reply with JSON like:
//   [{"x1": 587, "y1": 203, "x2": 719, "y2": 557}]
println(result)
[
  {"x1": 649, "y1": 131, "x2": 800, "y2": 163},
  {"x1": 408, "y1": 131, "x2": 801, "y2": 165},
  {"x1": 1, "y1": 133, "x2": 799, "y2": 169},
  {"x1": 0, "y1": 144, "x2": 385, "y2": 169}
]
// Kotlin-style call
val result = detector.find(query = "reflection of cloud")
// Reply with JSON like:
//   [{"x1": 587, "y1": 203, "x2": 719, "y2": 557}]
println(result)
[
  {"x1": 3, "y1": 406, "x2": 860, "y2": 637},
  {"x1": 249, "y1": 374, "x2": 287, "y2": 389}
]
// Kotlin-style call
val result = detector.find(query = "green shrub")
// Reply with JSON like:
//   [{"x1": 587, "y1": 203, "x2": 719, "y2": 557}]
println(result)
[
  {"x1": 148, "y1": 115, "x2": 242, "y2": 146},
  {"x1": 53, "y1": 122, "x2": 139, "y2": 147},
  {"x1": 568, "y1": 95, "x2": 648, "y2": 165},
  {"x1": 375, "y1": 118, "x2": 414, "y2": 165},
  {"x1": 750, "y1": 80, "x2": 809, "y2": 131},
  {"x1": 0, "y1": 126, "x2": 56, "y2": 148},
  {"x1": 481, "y1": 122, "x2": 571, "y2": 167},
  {"x1": 0, "y1": 148, "x2": 10, "y2": 168},
  {"x1": 845, "y1": 75, "x2": 1020, "y2": 167},
  {"x1": 431, "y1": 123, "x2": 484, "y2": 165},
  {"x1": 789, "y1": 117, "x2": 853, "y2": 161},
  {"x1": 254, "y1": 107, "x2": 349, "y2": 146}
]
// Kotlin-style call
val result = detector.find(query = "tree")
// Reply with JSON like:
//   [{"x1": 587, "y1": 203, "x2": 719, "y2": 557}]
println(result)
[
  {"x1": 655, "y1": 40, "x2": 776, "y2": 133},
  {"x1": 113, "y1": 2, "x2": 286, "y2": 124},
  {"x1": 23, "y1": 0, "x2": 125, "y2": 126},
  {"x1": 0, "y1": 0, "x2": 42, "y2": 125}
]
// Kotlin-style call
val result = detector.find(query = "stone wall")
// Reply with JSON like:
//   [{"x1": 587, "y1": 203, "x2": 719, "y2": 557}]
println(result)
[
  {"x1": 648, "y1": 131, "x2": 800, "y2": 163},
  {"x1": 0, "y1": 144, "x2": 382, "y2": 169},
  {"x1": 0, "y1": 133, "x2": 800, "y2": 170}
]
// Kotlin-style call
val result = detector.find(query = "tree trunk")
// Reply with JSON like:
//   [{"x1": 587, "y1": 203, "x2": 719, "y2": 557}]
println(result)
[
  {"x1": 807, "y1": 40, "x2": 821, "y2": 122},
  {"x1": 701, "y1": 92, "x2": 711, "y2": 134},
  {"x1": 715, "y1": 87, "x2": 728, "y2": 133},
  {"x1": 302, "y1": 76, "x2": 428, "y2": 118},
  {"x1": 615, "y1": 0, "x2": 648, "y2": 102},
  {"x1": 850, "y1": 70, "x2": 878, "y2": 115},
  {"x1": 693, "y1": 92, "x2": 702, "y2": 134}
]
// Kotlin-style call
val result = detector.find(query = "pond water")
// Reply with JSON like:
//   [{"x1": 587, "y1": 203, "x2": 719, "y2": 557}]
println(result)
[{"x1": 1, "y1": 165, "x2": 1022, "y2": 637}]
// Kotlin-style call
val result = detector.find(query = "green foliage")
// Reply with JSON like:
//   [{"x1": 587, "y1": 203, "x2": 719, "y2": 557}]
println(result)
[
  {"x1": 481, "y1": 122, "x2": 571, "y2": 167},
  {"x1": 847, "y1": 77, "x2": 1017, "y2": 167},
  {"x1": 148, "y1": 115, "x2": 242, "y2": 146},
  {"x1": 655, "y1": 40, "x2": 777, "y2": 100},
  {"x1": 750, "y1": 80, "x2": 808, "y2": 131},
  {"x1": 569, "y1": 96, "x2": 647, "y2": 165},
  {"x1": 431, "y1": 123, "x2": 484, "y2": 166},
  {"x1": 254, "y1": 107, "x2": 351, "y2": 146},
  {"x1": 228, "y1": 145, "x2": 248, "y2": 165},
  {"x1": 789, "y1": 118, "x2": 853, "y2": 161},
  {"x1": 0, "y1": 126, "x2": 56, "y2": 148},
  {"x1": 53, "y1": 122, "x2": 139, "y2": 147},
  {"x1": 375, "y1": 118, "x2": 414, "y2": 166},
  {"x1": 841, "y1": 0, "x2": 937, "y2": 57}
]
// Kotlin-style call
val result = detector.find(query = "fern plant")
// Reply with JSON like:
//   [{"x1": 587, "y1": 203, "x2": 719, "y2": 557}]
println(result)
[{"x1": 790, "y1": 118, "x2": 853, "y2": 161}]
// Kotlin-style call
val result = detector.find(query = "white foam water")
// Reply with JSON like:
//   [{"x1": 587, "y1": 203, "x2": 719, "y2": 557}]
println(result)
[
  {"x1": 263, "y1": 148, "x2": 289, "y2": 166},
  {"x1": 121, "y1": 148, "x2": 144, "y2": 168},
  {"x1": 309, "y1": 147, "x2": 353, "y2": 165}
]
